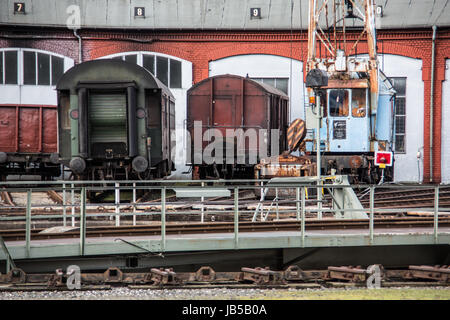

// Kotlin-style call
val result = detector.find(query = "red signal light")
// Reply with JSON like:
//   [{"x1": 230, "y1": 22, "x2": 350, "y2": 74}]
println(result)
[{"x1": 375, "y1": 151, "x2": 393, "y2": 167}]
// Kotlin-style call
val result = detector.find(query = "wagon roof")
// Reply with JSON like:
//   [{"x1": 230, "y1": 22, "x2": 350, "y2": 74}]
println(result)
[
  {"x1": 188, "y1": 74, "x2": 289, "y2": 99},
  {"x1": 56, "y1": 59, "x2": 174, "y2": 100}
]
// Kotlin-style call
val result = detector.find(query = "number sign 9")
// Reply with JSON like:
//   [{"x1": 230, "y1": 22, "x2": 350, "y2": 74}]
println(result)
[
  {"x1": 134, "y1": 7, "x2": 145, "y2": 17},
  {"x1": 250, "y1": 8, "x2": 261, "y2": 19},
  {"x1": 14, "y1": 2, "x2": 25, "y2": 14}
]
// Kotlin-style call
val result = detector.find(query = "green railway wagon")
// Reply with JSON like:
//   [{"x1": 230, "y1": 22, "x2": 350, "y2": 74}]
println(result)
[{"x1": 56, "y1": 59, "x2": 175, "y2": 180}]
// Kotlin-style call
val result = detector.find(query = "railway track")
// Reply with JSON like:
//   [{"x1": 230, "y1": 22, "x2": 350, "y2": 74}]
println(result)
[
  {"x1": 1, "y1": 216, "x2": 449, "y2": 241},
  {"x1": 0, "y1": 264, "x2": 448, "y2": 290},
  {"x1": 358, "y1": 186, "x2": 450, "y2": 208}
]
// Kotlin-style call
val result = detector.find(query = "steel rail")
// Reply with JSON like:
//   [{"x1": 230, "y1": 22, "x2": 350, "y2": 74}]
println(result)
[{"x1": 1, "y1": 217, "x2": 449, "y2": 241}]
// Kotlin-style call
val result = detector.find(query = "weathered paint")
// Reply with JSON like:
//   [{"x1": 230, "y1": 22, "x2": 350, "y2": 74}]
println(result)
[
  {"x1": 0, "y1": 105, "x2": 57, "y2": 153},
  {"x1": 1, "y1": 230, "x2": 449, "y2": 261}
]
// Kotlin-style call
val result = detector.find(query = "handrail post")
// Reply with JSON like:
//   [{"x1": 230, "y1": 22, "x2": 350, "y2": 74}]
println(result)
[
  {"x1": 132, "y1": 182, "x2": 137, "y2": 226},
  {"x1": 234, "y1": 187, "x2": 239, "y2": 248},
  {"x1": 369, "y1": 185, "x2": 374, "y2": 244},
  {"x1": 301, "y1": 186, "x2": 306, "y2": 247},
  {"x1": 275, "y1": 187, "x2": 279, "y2": 220},
  {"x1": 201, "y1": 182, "x2": 205, "y2": 223},
  {"x1": 296, "y1": 187, "x2": 300, "y2": 221},
  {"x1": 115, "y1": 182, "x2": 120, "y2": 227},
  {"x1": 161, "y1": 187, "x2": 166, "y2": 252},
  {"x1": 62, "y1": 183, "x2": 66, "y2": 227},
  {"x1": 25, "y1": 189, "x2": 31, "y2": 258},
  {"x1": 434, "y1": 185, "x2": 439, "y2": 243},
  {"x1": 71, "y1": 183, "x2": 75, "y2": 227},
  {"x1": 80, "y1": 187, "x2": 86, "y2": 256}
]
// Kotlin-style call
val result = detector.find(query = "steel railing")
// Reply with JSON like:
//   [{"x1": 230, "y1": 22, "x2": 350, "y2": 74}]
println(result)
[{"x1": 0, "y1": 178, "x2": 448, "y2": 270}]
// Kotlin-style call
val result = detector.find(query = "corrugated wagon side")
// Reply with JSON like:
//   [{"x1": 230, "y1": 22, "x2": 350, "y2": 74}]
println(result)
[
  {"x1": 187, "y1": 74, "x2": 289, "y2": 179},
  {"x1": 0, "y1": 104, "x2": 60, "y2": 178}
]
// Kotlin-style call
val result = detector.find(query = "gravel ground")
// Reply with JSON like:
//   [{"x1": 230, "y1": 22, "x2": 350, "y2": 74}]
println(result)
[{"x1": 0, "y1": 287, "x2": 449, "y2": 300}]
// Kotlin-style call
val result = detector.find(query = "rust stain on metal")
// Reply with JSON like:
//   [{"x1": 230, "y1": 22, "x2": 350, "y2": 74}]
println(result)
[{"x1": 0, "y1": 105, "x2": 57, "y2": 153}]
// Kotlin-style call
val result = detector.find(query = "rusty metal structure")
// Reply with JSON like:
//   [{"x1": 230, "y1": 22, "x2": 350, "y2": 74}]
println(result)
[
  {"x1": 0, "y1": 105, "x2": 60, "y2": 179},
  {"x1": 255, "y1": 119, "x2": 316, "y2": 180},
  {"x1": 304, "y1": 0, "x2": 396, "y2": 183},
  {"x1": 187, "y1": 74, "x2": 289, "y2": 179}
]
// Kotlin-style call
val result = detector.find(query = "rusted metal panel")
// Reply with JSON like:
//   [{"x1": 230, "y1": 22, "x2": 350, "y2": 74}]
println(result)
[
  {"x1": 324, "y1": 79, "x2": 369, "y2": 89},
  {"x1": 256, "y1": 155, "x2": 316, "y2": 179},
  {"x1": 0, "y1": 107, "x2": 17, "y2": 152},
  {"x1": 187, "y1": 75, "x2": 289, "y2": 165},
  {"x1": 42, "y1": 107, "x2": 58, "y2": 153},
  {"x1": 0, "y1": 105, "x2": 57, "y2": 154}
]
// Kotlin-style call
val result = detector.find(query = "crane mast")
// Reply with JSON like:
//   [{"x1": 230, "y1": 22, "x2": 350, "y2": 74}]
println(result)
[{"x1": 306, "y1": 0, "x2": 379, "y2": 115}]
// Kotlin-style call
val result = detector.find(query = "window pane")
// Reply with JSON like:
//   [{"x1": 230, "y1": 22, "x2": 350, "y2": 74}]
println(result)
[
  {"x1": 329, "y1": 89, "x2": 349, "y2": 117},
  {"x1": 0, "y1": 52, "x2": 3, "y2": 84},
  {"x1": 351, "y1": 88, "x2": 366, "y2": 117},
  {"x1": 169, "y1": 59, "x2": 182, "y2": 88},
  {"x1": 262, "y1": 78, "x2": 275, "y2": 87},
  {"x1": 395, "y1": 135, "x2": 405, "y2": 153},
  {"x1": 275, "y1": 78, "x2": 288, "y2": 94},
  {"x1": 23, "y1": 51, "x2": 36, "y2": 85},
  {"x1": 395, "y1": 116, "x2": 405, "y2": 134},
  {"x1": 143, "y1": 54, "x2": 155, "y2": 74},
  {"x1": 37, "y1": 53, "x2": 50, "y2": 85},
  {"x1": 51, "y1": 56, "x2": 64, "y2": 85},
  {"x1": 124, "y1": 54, "x2": 137, "y2": 64},
  {"x1": 390, "y1": 77, "x2": 406, "y2": 96},
  {"x1": 156, "y1": 56, "x2": 168, "y2": 86},
  {"x1": 112, "y1": 56, "x2": 123, "y2": 60},
  {"x1": 395, "y1": 97, "x2": 405, "y2": 115},
  {"x1": 5, "y1": 51, "x2": 18, "y2": 84}
]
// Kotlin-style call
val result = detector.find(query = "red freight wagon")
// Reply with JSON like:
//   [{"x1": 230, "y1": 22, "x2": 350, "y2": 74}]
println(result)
[
  {"x1": 0, "y1": 105, "x2": 60, "y2": 178},
  {"x1": 187, "y1": 74, "x2": 289, "y2": 179}
]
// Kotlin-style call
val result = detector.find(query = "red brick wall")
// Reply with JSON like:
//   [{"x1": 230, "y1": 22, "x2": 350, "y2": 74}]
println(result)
[{"x1": 1, "y1": 28, "x2": 449, "y2": 182}]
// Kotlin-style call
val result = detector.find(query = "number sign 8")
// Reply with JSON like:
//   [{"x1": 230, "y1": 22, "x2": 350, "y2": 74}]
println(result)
[{"x1": 134, "y1": 7, "x2": 145, "y2": 17}]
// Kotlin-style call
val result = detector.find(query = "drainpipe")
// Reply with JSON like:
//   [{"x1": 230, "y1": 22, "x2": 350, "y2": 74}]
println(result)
[
  {"x1": 429, "y1": 25, "x2": 437, "y2": 182},
  {"x1": 73, "y1": 29, "x2": 82, "y2": 64}
]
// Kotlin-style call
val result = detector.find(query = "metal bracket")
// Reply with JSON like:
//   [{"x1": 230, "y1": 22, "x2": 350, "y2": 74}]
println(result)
[
  {"x1": 6, "y1": 268, "x2": 26, "y2": 284},
  {"x1": 195, "y1": 266, "x2": 216, "y2": 282},
  {"x1": 103, "y1": 267, "x2": 123, "y2": 283},
  {"x1": 406, "y1": 265, "x2": 450, "y2": 283},
  {"x1": 326, "y1": 266, "x2": 368, "y2": 282},
  {"x1": 146, "y1": 268, "x2": 178, "y2": 285},
  {"x1": 284, "y1": 265, "x2": 306, "y2": 282},
  {"x1": 240, "y1": 267, "x2": 284, "y2": 285}
]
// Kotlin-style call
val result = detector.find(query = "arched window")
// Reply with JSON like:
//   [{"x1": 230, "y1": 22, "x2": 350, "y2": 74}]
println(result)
[
  {"x1": 100, "y1": 52, "x2": 183, "y2": 89},
  {"x1": 0, "y1": 48, "x2": 69, "y2": 86}
]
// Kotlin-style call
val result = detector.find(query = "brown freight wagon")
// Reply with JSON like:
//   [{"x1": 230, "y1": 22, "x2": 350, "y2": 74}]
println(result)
[
  {"x1": 0, "y1": 104, "x2": 60, "y2": 178},
  {"x1": 187, "y1": 74, "x2": 289, "y2": 179}
]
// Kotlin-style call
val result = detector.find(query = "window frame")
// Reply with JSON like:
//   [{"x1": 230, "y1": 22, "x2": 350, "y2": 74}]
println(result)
[
  {"x1": 328, "y1": 89, "x2": 350, "y2": 118},
  {"x1": 0, "y1": 48, "x2": 67, "y2": 87},
  {"x1": 2, "y1": 49, "x2": 19, "y2": 85},
  {"x1": 389, "y1": 77, "x2": 407, "y2": 154},
  {"x1": 103, "y1": 52, "x2": 184, "y2": 89},
  {"x1": 250, "y1": 77, "x2": 289, "y2": 95},
  {"x1": 350, "y1": 88, "x2": 367, "y2": 118}
]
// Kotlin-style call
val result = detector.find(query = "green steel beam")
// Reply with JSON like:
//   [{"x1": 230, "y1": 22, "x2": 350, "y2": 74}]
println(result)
[{"x1": 1, "y1": 232, "x2": 449, "y2": 261}]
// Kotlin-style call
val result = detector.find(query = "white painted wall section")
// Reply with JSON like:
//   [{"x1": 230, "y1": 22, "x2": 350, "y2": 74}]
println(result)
[
  {"x1": 441, "y1": 59, "x2": 450, "y2": 184},
  {"x1": 209, "y1": 54, "x2": 305, "y2": 121}
]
